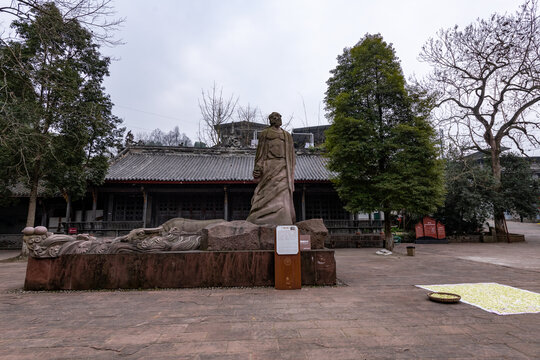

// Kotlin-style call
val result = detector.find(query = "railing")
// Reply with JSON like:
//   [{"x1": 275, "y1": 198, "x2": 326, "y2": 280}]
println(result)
[
  {"x1": 62, "y1": 221, "x2": 144, "y2": 236},
  {"x1": 323, "y1": 219, "x2": 383, "y2": 234}
]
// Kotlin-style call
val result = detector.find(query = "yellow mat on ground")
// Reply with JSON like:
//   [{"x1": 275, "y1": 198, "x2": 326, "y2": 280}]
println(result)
[{"x1": 416, "y1": 283, "x2": 540, "y2": 315}]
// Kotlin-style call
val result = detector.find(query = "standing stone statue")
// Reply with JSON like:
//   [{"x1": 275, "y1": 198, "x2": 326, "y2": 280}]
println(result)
[{"x1": 247, "y1": 112, "x2": 296, "y2": 225}]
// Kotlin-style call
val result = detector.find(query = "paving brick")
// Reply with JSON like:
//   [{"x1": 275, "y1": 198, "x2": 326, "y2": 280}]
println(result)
[
  {"x1": 171, "y1": 340, "x2": 229, "y2": 355},
  {"x1": 1, "y1": 222, "x2": 539, "y2": 359},
  {"x1": 226, "y1": 339, "x2": 279, "y2": 353},
  {"x1": 342, "y1": 326, "x2": 393, "y2": 337},
  {"x1": 298, "y1": 328, "x2": 345, "y2": 339}
]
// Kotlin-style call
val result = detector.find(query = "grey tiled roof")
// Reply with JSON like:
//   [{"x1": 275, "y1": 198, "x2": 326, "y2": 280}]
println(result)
[{"x1": 106, "y1": 147, "x2": 334, "y2": 182}]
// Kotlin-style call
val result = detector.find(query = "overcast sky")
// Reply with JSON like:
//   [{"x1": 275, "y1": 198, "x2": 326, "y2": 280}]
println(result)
[{"x1": 44, "y1": 1, "x2": 540, "y2": 146}]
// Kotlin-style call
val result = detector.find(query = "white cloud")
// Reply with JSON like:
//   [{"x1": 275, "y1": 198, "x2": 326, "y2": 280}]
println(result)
[{"x1": 100, "y1": 0, "x2": 527, "y2": 142}]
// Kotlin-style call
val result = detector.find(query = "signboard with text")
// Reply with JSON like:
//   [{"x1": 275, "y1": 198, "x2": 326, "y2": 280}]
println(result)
[
  {"x1": 436, "y1": 222, "x2": 446, "y2": 239},
  {"x1": 299, "y1": 235, "x2": 311, "y2": 251},
  {"x1": 275, "y1": 225, "x2": 301, "y2": 290},
  {"x1": 415, "y1": 217, "x2": 447, "y2": 242},
  {"x1": 423, "y1": 217, "x2": 437, "y2": 238},
  {"x1": 415, "y1": 223, "x2": 424, "y2": 239},
  {"x1": 276, "y1": 226, "x2": 299, "y2": 255}
]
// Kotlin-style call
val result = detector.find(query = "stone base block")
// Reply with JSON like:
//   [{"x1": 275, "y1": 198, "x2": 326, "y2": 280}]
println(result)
[
  {"x1": 482, "y1": 233, "x2": 525, "y2": 243},
  {"x1": 448, "y1": 235, "x2": 483, "y2": 243},
  {"x1": 24, "y1": 249, "x2": 336, "y2": 290},
  {"x1": 327, "y1": 234, "x2": 383, "y2": 248},
  {"x1": 296, "y1": 219, "x2": 328, "y2": 249},
  {"x1": 415, "y1": 237, "x2": 449, "y2": 244},
  {"x1": 0, "y1": 234, "x2": 23, "y2": 250}
]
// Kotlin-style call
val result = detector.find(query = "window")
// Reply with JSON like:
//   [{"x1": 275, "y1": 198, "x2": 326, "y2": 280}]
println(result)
[{"x1": 114, "y1": 195, "x2": 143, "y2": 221}]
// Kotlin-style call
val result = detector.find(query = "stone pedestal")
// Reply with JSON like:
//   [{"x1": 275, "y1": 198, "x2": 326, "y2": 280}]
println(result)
[
  {"x1": 24, "y1": 249, "x2": 336, "y2": 290},
  {"x1": 296, "y1": 219, "x2": 327, "y2": 249}
]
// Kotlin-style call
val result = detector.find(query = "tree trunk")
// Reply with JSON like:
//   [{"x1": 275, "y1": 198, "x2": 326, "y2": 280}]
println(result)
[
  {"x1": 490, "y1": 148, "x2": 506, "y2": 235},
  {"x1": 494, "y1": 209, "x2": 506, "y2": 235},
  {"x1": 64, "y1": 193, "x2": 72, "y2": 234},
  {"x1": 26, "y1": 181, "x2": 38, "y2": 228},
  {"x1": 21, "y1": 177, "x2": 39, "y2": 257},
  {"x1": 92, "y1": 188, "x2": 97, "y2": 221},
  {"x1": 383, "y1": 210, "x2": 394, "y2": 251}
]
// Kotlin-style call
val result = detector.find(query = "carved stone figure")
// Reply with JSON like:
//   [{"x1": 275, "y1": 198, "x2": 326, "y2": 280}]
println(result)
[
  {"x1": 246, "y1": 112, "x2": 296, "y2": 225},
  {"x1": 22, "y1": 218, "x2": 327, "y2": 258},
  {"x1": 23, "y1": 218, "x2": 226, "y2": 258}
]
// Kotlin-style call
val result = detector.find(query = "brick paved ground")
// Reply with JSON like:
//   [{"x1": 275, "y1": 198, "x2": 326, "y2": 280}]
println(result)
[{"x1": 0, "y1": 222, "x2": 539, "y2": 359}]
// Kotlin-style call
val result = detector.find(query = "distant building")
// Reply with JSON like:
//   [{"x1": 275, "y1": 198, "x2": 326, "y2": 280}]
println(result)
[
  {"x1": 1, "y1": 122, "x2": 391, "y2": 249},
  {"x1": 0, "y1": 146, "x2": 356, "y2": 242},
  {"x1": 292, "y1": 125, "x2": 331, "y2": 147},
  {"x1": 214, "y1": 121, "x2": 267, "y2": 148},
  {"x1": 465, "y1": 149, "x2": 540, "y2": 179},
  {"x1": 214, "y1": 122, "x2": 332, "y2": 149}
]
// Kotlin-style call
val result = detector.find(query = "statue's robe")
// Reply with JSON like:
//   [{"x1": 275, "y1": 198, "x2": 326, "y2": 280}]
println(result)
[{"x1": 246, "y1": 127, "x2": 296, "y2": 225}]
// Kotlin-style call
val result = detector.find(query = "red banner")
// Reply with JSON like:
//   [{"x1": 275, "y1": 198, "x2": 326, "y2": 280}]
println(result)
[
  {"x1": 437, "y1": 222, "x2": 446, "y2": 239},
  {"x1": 415, "y1": 222, "x2": 424, "y2": 239},
  {"x1": 423, "y1": 217, "x2": 437, "y2": 238}
]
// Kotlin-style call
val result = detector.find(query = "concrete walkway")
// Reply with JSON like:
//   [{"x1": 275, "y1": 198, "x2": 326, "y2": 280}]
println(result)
[
  {"x1": 0, "y1": 222, "x2": 539, "y2": 359},
  {"x1": 0, "y1": 250, "x2": 19, "y2": 261}
]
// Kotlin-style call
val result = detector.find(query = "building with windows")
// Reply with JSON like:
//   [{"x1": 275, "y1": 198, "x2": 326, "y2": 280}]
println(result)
[
  {"x1": 0, "y1": 145, "x2": 355, "y2": 240},
  {"x1": 94, "y1": 145, "x2": 350, "y2": 227},
  {"x1": 292, "y1": 125, "x2": 331, "y2": 147},
  {"x1": 1, "y1": 122, "x2": 390, "y2": 248},
  {"x1": 214, "y1": 121, "x2": 268, "y2": 148}
]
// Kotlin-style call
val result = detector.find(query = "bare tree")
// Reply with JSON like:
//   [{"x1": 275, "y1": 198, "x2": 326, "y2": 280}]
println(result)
[
  {"x1": 161, "y1": 126, "x2": 192, "y2": 146},
  {"x1": 136, "y1": 127, "x2": 192, "y2": 147},
  {"x1": 419, "y1": 0, "x2": 540, "y2": 234},
  {"x1": 299, "y1": 94, "x2": 309, "y2": 127},
  {"x1": 281, "y1": 113, "x2": 295, "y2": 132},
  {"x1": 0, "y1": 0, "x2": 124, "y2": 45},
  {"x1": 198, "y1": 82, "x2": 238, "y2": 146},
  {"x1": 236, "y1": 103, "x2": 259, "y2": 123}
]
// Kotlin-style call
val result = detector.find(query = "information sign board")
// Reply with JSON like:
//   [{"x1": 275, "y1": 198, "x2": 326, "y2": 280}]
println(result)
[
  {"x1": 276, "y1": 226, "x2": 299, "y2": 255},
  {"x1": 275, "y1": 225, "x2": 301, "y2": 290},
  {"x1": 415, "y1": 222, "x2": 424, "y2": 239},
  {"x1": 299, "y1": 235, "x2": 311, "y2": 251},
  {"x1": 423, "y1": 217, "x2": 437, "y2": 238},
  {"x1": 436, "y1": 222, "x2": 446, "y2": 239}
]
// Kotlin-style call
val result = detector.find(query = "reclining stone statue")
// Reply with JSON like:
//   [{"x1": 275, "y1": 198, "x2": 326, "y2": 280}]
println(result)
[
  {"x1": 23, "y1": 218, "x2": 225, "y2": 258},
  {"x1": 23, "y1": 216, "x2": 327, "y2": 258}
]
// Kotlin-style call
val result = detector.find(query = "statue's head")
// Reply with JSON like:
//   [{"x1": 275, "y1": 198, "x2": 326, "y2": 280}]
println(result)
[{"x1": 268, "y1": 112, "x2": 282, "y2": 127}]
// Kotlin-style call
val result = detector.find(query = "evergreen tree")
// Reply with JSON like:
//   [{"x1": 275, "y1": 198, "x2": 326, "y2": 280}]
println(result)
[
  {"x1": 325, "y1": 34, "x2": 444, "y2": 250},
  {"x1": 498, "y1": 153, "x2": 539, "y2": 220},
  {"x1": 0, "y1": 3, "x2": 123, "y2": 239},
  {"x1": 436, "y1": 152, "x2": 538, "y2": 235},
  {"x1": 436, "y1": 155, "x2": 494, "y2": 235}
]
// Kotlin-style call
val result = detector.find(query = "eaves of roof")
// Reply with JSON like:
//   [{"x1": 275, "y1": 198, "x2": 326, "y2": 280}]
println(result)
[{"x1": 105, "y1": 147, "x2": 334, "y2": 183}]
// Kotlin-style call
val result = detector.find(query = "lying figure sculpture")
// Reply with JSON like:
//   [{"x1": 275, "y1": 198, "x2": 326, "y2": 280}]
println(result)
[{"x1": 23, "y1": 218, "x2": 225, "y2": 258}]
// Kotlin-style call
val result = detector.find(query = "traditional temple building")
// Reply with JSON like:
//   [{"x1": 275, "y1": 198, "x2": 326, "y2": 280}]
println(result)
[
  {"x1": 0, "y1": 145, "x2": 356, "y2": 239},
  {"x1": 85, "y1": 145, "x2": 350, "y2": 231},
  {"x1": 1, "y1": 122, "x2": 389, "y2": 249}
]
